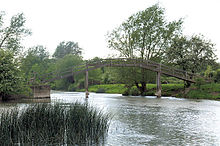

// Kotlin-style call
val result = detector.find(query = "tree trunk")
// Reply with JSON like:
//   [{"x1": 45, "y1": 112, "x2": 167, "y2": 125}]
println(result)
[{"x1": 135, "y1": 81, "x2": 146, "y2": 96}]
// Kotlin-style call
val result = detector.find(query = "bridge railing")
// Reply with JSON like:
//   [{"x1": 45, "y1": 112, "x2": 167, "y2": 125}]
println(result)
[{"x1": 32, "y1": 58, "x2": 196, "y2": 84}]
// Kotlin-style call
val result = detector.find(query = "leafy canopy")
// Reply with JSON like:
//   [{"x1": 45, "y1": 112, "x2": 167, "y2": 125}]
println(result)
[
  {"x1": 0, "y1": 49, "x2": 24, "y2": 98},
  {"x1": 107, "y1": 4, "x2": 182, "y2": 61},
  {"x1": 165, "y1": 35, "x2": 217, "y2": 73},
  {"x1": 0, "y1": 12, "x2": 31, "y2": 54},
  {"x1": 53, "y1": 41, "x2": 82, "y2": 59}
]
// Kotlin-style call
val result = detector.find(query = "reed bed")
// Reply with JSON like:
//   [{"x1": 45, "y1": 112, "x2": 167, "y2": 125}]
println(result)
[{"x1": 0, "y1": 102, "x2": 111, "y2": 145}]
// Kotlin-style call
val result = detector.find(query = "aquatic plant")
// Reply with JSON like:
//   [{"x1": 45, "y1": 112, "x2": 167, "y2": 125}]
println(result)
[{"x1": 0, "y1": 102, "x2": 110, "y2": 145}]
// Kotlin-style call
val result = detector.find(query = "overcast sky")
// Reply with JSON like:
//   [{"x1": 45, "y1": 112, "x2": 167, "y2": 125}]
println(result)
[{"x1": 1, "y1": 0, "x2": 220, "y2": 60}]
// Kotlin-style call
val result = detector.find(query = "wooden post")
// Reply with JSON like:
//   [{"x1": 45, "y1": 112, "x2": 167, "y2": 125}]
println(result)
[
  {"x1": 155, "y1": 64, "x2": 161, "y2": 98},
  {"x1": 85, "y1": 64, "x2": 89, "y2": 98}
]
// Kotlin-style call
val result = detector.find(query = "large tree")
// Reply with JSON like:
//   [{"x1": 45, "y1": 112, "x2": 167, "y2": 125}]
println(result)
[
  {"x1": 0, "y1": 12, "x2": 31, "y2": 99},
  {"x1": 21, "y1": 45, "x2": 50, "y2": 80},
  {"x1": 107, "y1": 4, "x2": 182, "y2": 94},
  {"x1": 165, "y1": 35, "x2": 217, "y2": 73},
  {"x1": 53, "y1": 41, "x2": 82, "y2": 59},
  {"x1": 0, "y1": 12, "x2": 31, "y2": 54},
  {"x1": 0, "y1": 49, "x2": 24, "y2": 100},
  {"x1": 53, "y1": 54, "x2": 84, "y2": 90}
]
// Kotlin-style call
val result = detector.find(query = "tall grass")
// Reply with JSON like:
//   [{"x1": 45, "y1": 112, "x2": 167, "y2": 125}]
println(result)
[{"x1": 0, "y1": 102, "x2": 111, "y2": 145}]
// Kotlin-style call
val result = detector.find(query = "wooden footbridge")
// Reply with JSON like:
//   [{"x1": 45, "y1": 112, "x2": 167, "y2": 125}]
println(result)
[{"x1": 30, "y1": 58, "x2": 196, "y2": 98}]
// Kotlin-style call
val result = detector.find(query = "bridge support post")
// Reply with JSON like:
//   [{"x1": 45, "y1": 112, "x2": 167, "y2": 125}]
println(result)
[
  {"x1": 156, "y1": 65, "x2": 162, "y2": 98},
  {"x1": 85, "y1": 65, "x2": 89, "y2": 98}
]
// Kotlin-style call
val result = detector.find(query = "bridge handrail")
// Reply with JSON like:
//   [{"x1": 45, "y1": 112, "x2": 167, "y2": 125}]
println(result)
[{"x1": 32, "y1": 58, "x2": 197, "y2": 84}]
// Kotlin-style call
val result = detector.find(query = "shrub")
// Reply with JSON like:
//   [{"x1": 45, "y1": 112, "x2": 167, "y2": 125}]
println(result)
[
  {"x1": 96, "y1": 88, "x2": 106, "y2": 93},
  {"x1": 195, "y1": 78, "x2": 205, "y2": 89},
  {"x1": 68, "y1": 84, "x2": 76, "y2": 91},
  {"x1": 130, "y1": 87, "x2": 140, "y2": 96},
  {"x1": 122, "y1": 89, "x2": 130, "y2": 96}
]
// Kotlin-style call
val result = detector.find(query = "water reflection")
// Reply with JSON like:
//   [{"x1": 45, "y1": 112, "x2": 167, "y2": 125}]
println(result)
[{"x1": 1, "y1": 91, "x2": 220, "y2": 145}]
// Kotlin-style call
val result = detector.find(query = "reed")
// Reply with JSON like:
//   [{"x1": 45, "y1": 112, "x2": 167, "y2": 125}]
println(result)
[{"x1": 0, "y1": 102, "x2": 110, "y2": 145}]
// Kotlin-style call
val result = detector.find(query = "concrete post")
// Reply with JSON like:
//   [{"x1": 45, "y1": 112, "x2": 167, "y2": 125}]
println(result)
[
  {"x1": 156, "y1": 64, "x2": 162, "y2": 98},
  {"x1": 85, "y1": 65, "x2": 89, "y2": 98}
]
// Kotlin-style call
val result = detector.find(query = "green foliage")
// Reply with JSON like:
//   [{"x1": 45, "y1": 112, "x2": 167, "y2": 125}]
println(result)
[
  {"x1": 68, "y1": 84, "x2": 77, "y2": 91},
  {"x1": 107, "y1": 4, "x2": 182, "y2": 60},
  {"x1": 83, "y1": 84, "x2": 126, "y2": 94},
  {"x1": 96, "y1": 88, "x2": 106, "y2": 93},
  {"x1": 161, "y1": 76, "x2": 184, "y2": 84},
  {"x1": 53, "y1": 41, "x2": 82, "y2": 59},
  {"x1": 0, "y1": 102, "x2": 110, "y2": 145},
  {"x1": 195, "y1": 78, "x2": 206, "y2": 89},
  {"x1": 130, "y1": 87, "x2": 140, "y2": 96},
  {"x1": 106, "y1": 4, "x2": 183, "y2": 94},
  {"x1": 204, "y1": 65, "x2": 214, "y2": 78},
  {"x1": 81, "y1": 84, "x2": 184, "y2": 97},
  {"x1": 166, "y1": 35, "x2": 216, "y2": 73},
  {"x1": 0, "y1": 12, "x2": 31, "y2": 54},
  {"x1": 21, "y1": 45, "x2": 50, "y2": 81},
  {"x1": 54, "y1": 54, "x2": 84, "y2": 90},
  {"x1": 184, "y1": 83, "x2": 220, "y2": 100},
  {"x1": 0, "y1": 49, "x2": 25, "y2": 99},
  {"x1": 214, "y1": 69, "x2": 220, "y2": 83}
]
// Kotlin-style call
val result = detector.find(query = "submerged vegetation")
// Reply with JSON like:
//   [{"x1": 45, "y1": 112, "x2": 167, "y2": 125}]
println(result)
[{"x1": 0, "y1": 102, "x2": 111, "y2": 145}]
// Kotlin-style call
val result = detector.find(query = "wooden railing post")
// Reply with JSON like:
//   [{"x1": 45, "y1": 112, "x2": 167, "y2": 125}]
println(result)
[
  {"x1": 85, "y1": 64, "x2": 89, "y2": 98},
  {"x1": 156, "y1": 64, "x2": 162, "y2": 98}
]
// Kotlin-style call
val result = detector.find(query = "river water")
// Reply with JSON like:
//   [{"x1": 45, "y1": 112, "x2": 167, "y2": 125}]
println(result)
[{"x1": 1, "y1": 91, "x2": 220, "y2": 145}]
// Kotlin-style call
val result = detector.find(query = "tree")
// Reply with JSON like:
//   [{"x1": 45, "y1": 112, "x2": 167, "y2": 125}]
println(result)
[
  {"x1": 165, "y1": 35, "x2": 217, "y2": 73},
  {"x1": 0, "y1": 49, "x2": 24, "y2": 100},
  {"x1": 107, "y1": 4, "x2": 182, "y2": 60},
  {"x1": 107, "y1": 4, "x2": 182, "y2": 94},
  {"x1": 0, "y1": 12, "x2": 31, "y2": 100},
  {"x1": 53, "y1": 54, "x2": 84, "y2": 90},
  {"x1": 53, "y1": 41, "x2": 82, "y2": 59},
  {"x1": 0, "y1": 12, "x2": 31, "y2": 54},
  {"x1": 21, "y1": 45, "x2": 50, "y2": 79}
]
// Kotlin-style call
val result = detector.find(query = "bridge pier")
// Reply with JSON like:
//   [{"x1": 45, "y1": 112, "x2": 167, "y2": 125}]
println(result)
[
  {"x1": 85, "y1": 65, "x2": 89, "y2": 98},
  {"x1": 30, "y1": 85, "x2": 50, "y2": 98},
  {"x1": 156, "y1": 72, "x2": 162, "y2": 98},
  {"x1": 155, "y1": 64, "x2": 162, "y2": 98}
]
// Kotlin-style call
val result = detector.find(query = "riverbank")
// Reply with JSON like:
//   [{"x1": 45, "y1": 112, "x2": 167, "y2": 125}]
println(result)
[
  {"x1": 78, "y1": 84, "x2": 184, "y2": 96},
  {"x1": 181, "y1": 83, "x2": 220, "y2": 100},
  {"x1": 78, "y1": 83, "x2": 220, "y2": 100}
]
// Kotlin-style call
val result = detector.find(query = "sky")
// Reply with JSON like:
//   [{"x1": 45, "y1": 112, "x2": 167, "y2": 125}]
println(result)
[{"x1": 1, "y1": 0, "x2": 220, "y2": 60}]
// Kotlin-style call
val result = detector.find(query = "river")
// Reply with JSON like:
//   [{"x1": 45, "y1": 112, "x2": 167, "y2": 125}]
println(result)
[{"x1": 1, "y1": 91, "x2": 220, "y2": 145}]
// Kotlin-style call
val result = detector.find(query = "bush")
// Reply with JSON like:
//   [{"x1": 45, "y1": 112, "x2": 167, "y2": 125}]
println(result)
[
  {"x1": 195, "y1": 78, "x2": 206, "y2": 89},
  {"x1": 214, "y1": 69, "x2": 220, "y2": 83},
  {"x1": 68, "y1": 84, "x2": 76, "y2": 91},
  {"x1": 122, "y1": 86, "x2": 140, "y2": 96},
  {"x1": 130, "y1": 88, "x2": 140, "y2": 96},
  {"x1": 0, "y1": 102, "x2": 111, "y2": 145},
  {"x1": 0, "y1": 49, "x2": 24, "y2": 100},
  {"x1": 96, "y1": 88, "x2": 106, "y2": 93},
  {"x1": 122, "y1": 89, "x2": 130, "y2": 96}
]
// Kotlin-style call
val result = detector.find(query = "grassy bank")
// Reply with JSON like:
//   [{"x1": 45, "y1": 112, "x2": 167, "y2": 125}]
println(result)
[
  {"x1": 79, "y1": 83, "x2": 220, "y2": 100},
  {"x1": 0, "y1": 102, "x2": 110, "y2": 145},
  {"x1": 78, "y1": 84, "x2": 184, "y2": 96},
  {"x1": 181, "y1": 83, "x2": 220, "y2": 100}
]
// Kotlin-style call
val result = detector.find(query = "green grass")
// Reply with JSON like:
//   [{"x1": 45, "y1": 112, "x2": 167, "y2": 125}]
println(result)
[
  {"x1": 78, "y1": 83, "x2": 220, "y2": 100},
  {"x1": 78, "y1": 84, "x2": 184, "y2": 96},
  {"x1": 183, "y1": 83, "x2": 220, "y2": 100},
  {"x1": 79, "y1": 84, "x2": 127, "y2": 94},
  {"x1": 0, "y1": 102, "x2": 111, "y2": 145}
]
